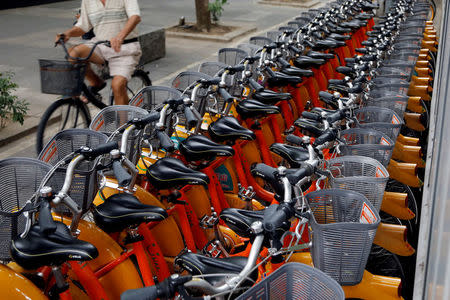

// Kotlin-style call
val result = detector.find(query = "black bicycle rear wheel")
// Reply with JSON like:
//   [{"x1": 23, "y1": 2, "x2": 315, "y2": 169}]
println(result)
[
  {"x1": 127, "y1": 69, "x2": 152, "y2": 99},
  {"x1": 36, "y1": 98, "x2": 91, "y2": 155}
]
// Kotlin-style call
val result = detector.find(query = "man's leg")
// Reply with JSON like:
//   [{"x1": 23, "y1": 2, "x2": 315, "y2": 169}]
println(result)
[
  {"x1": 68, "y1": 44, "x2": 105, "y2": 88},
  {"x1": 111, "y1": 75, "x2": 128, "y2": 105}
]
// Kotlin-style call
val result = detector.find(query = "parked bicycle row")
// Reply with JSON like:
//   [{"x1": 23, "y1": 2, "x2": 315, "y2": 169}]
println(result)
[{"x1": 0, "y1": 0, "x2": 437, "y2": 299}]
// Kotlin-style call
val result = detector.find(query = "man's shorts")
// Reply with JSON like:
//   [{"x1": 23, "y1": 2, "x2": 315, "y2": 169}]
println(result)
[{"x1": 89, "y1": 39, "x2": 142, "y2": 81}]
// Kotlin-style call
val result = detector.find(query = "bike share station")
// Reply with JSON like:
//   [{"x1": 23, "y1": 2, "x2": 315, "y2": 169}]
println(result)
[{"x1": 0, "y1": 0, "x2": 448, "y2": 299}]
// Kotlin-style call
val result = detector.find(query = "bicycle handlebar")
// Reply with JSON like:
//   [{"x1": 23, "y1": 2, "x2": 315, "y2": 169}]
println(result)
[
  {"x1": 56, "y1": 35, "x2": 110, "y2": 62},
  {"x1": 38, "y1": 196, "x2": 58, "y2": 235},
  {"x1": 112, "y1": 160, "x2": 133, "y2": 187},
  {"x1": 121, "y1": 274, "x2": 192, "y2": 300}
]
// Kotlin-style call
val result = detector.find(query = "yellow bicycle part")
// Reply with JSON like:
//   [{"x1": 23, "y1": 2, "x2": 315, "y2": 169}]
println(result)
[
  {"x1": 288, "y1": 252, "x2": 403, "y2": 300},
  {"x1": 403, "y1": 112, "x2": 426, "y2": 132},
  {"x1": 373, "y1": 222, "x2": 415, "y2": 256},
  {"x1": 411, "y1": 75, "x2": 431, "y2": 86},
  {"x1": 421, "y1": 40, "x2": 438, "y2": 52},
  {"x1": 407, "y1": 96, "x2": 426, "y2": 113},
  {"x1": 408, "y1": 83, "x2": 432, "y2": 101},
  {"x1": 415, "y1": 67, "x2": 432, "y2": 77},
  {"x1": 397, "y1": 134, "x2": 420, "y2": 146},
  {"x1": 55, "y1": 216, "x2": 144, "y2": 299},
  {"x1": 381, "y1": 191, "x2": 416, "y2": 220},
  {"x1": 392, "y1": 141, "x2": 425, "y2": 167},
  {"x1": 0, "y1": 264, "x2": 47, "y2": 300},
  {"x1": 387, "y1": 160, "x2": 423, "y2": 187}
]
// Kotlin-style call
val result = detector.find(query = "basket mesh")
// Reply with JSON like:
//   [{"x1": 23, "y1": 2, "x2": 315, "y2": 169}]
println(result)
[
  {"x1": 306, "y1": 189, "x2": 380, "y2": 285},
  {"x1": 249, "y1": 36, "x2": 273, "y2": 47},
  {"x1": 339, "y1": 128, "x2": 395, "y2": 167},
  {"x1": 38, "y1": 129, "x2": 108, "y2": 214},
  {"x1": 218, "y1": 48, "x2": 248, "y2": 66},
  {"x1": 237, "y1": 43, "x2": 262, "y2": 57},
  {"x1": 171, "y1": 71, "x2": 212, "y2": 117},
  {"x1": 236, "y1": 262, "x2": 345, "y2": 300},
  {"x1": 267, "y1": 31, "x2": 282, "y2": 41},
  {"x1": 198, "y1": 61, "x2": 228, "y2": 77},
  {"x1": 354, "y1": 107, "x2": 403, "y2": 141},
  {"x1": 89, "y1": 105, "x2": 149, "y2": 164},
  {"x1": 129, "y1": 86, "x2": 182, "y2": 111},
  {"x1": 321, "y1": 156, "x2": 389, "y2": 212},
  {"x1": 39, "y1": 59, "x2": 86, "y2": 96},
  {"x1": 364, "y1": 94, "x2": 408, "y2": 118},
  {"x1": 0, "y1": 158, "x2": 55, "y2": 261}
]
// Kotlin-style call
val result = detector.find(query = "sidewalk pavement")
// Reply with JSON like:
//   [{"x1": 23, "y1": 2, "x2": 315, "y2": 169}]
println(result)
[{"x1": 0, "y1": 0, "x2": 327, "y2": 158}]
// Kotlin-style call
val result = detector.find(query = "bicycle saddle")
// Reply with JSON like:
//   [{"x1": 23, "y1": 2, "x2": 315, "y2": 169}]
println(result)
[
  {"x1": 219, "y1": 208, "x2": 265, "y2": 238},
  {"x1": 174, "y1": 252, "x2": 258, "y2": 286},
  {"x1": 11, "y1": 222, "x2": 98, "y2": 270},
  {"x1": 328, "y1": 33, "x2": 351, "y2": 41},
  {"x1": 269, "y1": 143, "x2": 310, "y2": 168},
  {"x1": 266, "y1": 71, "x2": 303, "y2": 87},
  {"x1": 294, "y1": 56, "x2": 326, "y2": 68},
  {"x1": 356, "y1": 12, "x2": 375, "y2": 20},
  {"x1": 306, "y1": 50, "x2": 335, "y2": 60},
  {"x1": 208, "y1": 116, "x2": 255, "y2": 143},
  {"x1": 294, "y1": 118, "x2": 326, "y2": 137},
  {"x1": 146, "y1": 157, "x2": 209, "y2": 189},
  {"x1": 179, "y1": 135, "x2": 234, "y2": 162},
  {"x1": 236, "y1": 99, "x2": 280, "y2": 120},
  {"x1": 281, "y1": 66, "x2": 314, "y2": 78},
  {"x1": 313, "y1": 38, "x2": 346, "y2": 51},
  {"x1": 328, "y1": 23, "x2": 352, "y2": 34},
  {"x1": 253, "y1": 89, "x2": 292, "y2": 105},
  {"x1": 93, "y1": 193, "x2": 167, "y2": 233}
]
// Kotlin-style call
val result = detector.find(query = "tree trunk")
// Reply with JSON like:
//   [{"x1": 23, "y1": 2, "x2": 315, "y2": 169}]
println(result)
[{"x1": 195, "y1": 0, "x2": 211, "y2": 31}]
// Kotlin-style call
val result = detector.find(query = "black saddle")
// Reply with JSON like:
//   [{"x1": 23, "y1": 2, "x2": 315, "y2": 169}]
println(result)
[
  {"x1": 294, "y1": 55, "x2": 326, "y2": 68},
  {"x1": 294, "y1": 118, "x2": 325, "y2": 137},
  {"x1": 93, "y1": 193, "x2": 167, "y2": 233},
  {"x1": 220, "y1": 208, "x2": 265, "y2": 238},
  {"x1": 174, "y1": 252, "x2": 258, "y2": 286},
  {"x1": 328, "y1": 33, "x2": 351, "y2": 41},
  {"x1": 179, "y1": 135, "x2": 234, "y2": 162},
  {"x1": 236, "y1": 99, "x2": 280, "y2": 120},
  {"x1": 313, "y1": 38, "x2": 346, "y2": 51},
  {"x1": 208, "y1": 116, "x2": 255, "y2": 143},
  {"x1": 306, "y1": 50, "x2": 335, "y2": 60},
  {"x1": 267, "y1": 71, "x2": 303, "y2": 87},
  {"x1": 253, "y1": 89, "x2": 292, "y2": 105},
  {"x1": 146, "y1": 157, "x2": 209, "y2": 189},
  {"x1": 11, "y1": 222, "x2": 98, "y2": 270},
  {"x1": 281, "y1": 66, "x2": 314, "y2": 78},
  {"x1": 270, "y1": 143, "x2": 310, "y2": 168}
]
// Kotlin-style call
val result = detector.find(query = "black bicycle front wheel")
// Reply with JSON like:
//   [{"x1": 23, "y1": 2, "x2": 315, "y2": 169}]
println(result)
[{"x1": 36, "y1": 98, "x2": 91, "y2": 155}]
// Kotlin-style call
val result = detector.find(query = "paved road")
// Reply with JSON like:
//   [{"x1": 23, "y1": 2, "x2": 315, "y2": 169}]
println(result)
[{"x1": 0, "y1": 0, "x2": 324, "y2": 158}]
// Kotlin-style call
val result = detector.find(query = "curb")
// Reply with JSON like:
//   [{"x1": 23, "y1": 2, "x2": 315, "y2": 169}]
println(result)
[{"x1": 165, "y1": 25, "x2": 257, "y2": 43}]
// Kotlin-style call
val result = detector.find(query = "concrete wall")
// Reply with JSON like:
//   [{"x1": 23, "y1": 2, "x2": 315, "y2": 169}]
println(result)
[{"x1": 138, "y1": 28, "x2": 166, "y2": 65}]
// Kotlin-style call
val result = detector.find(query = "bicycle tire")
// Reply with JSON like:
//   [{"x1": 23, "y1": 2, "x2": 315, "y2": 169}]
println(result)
[
  {"x1": 36, "y1": 98, "x2": 91, "y2": 155},
  {"x1": 127, "y1": 69, "x2": 152, "y2": 99}
]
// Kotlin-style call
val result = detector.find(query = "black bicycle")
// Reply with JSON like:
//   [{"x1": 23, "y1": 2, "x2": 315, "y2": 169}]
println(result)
[{"x1": 36, "y1": 36, "x2": 151, "y2": 154}]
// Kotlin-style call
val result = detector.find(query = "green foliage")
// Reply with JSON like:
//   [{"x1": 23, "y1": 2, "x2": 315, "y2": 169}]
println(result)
[
  {"x1": 208, "y1": 0, "x2": 228, "y2": 23},
  {"x1": 0, "y1": 72, "x2": 29, "y2": 127}
]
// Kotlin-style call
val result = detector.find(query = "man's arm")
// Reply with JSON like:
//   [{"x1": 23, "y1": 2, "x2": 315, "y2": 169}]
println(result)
[{"x1": 110, "y1": 15, "x2": 141, "y2": 52}]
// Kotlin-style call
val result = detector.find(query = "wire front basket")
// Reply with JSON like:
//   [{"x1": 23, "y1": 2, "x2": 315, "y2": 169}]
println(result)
[
  {"x1": 354, "y1": 107, "x2": 403, "y2": 141},
  {"x1": 321, "y1": 156, "x2": 389, "y2": 212},
  {"x1": 236, "y1": 262, "x2": 345, "y2": 300},
  {"x1": 38, "y1": 129, "x2": 109, "y2": 214},
  {"x1": 306, "y1": 189, "x2": 380, "y2": 285},
  {"x1": 129, "y1": 86, "x2": 182, "y2": 111},
  {"x1": 339, "y1": 128, "x2": 395, "y2": 167},
  {"x1": 39, "y1": 59, "x2": 86, "y2": 96},
  {"x1": 90, "y1": 105, "x2": 149, "y2": 165},
  {"x1": 0, "y1": 158, "x2": 54, "y2": 261}
]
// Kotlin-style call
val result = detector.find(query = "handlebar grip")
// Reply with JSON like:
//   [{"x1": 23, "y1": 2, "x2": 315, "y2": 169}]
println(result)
[
  {"x1": 288, "y1": 45, "x2": 302, "y2": 54},
  {"x1": 336, "y1": 66, "x2": 354, "y2": 76},
  {"x1": 301, "y1": 111, "x2": 322, "y2": 121},
  {"x1": 132, "y1": 111, "x2": 160, "y2": 129},
  {"x1": 183, "y1": 106, "x2": 198, "y2": 129},
  {"x1": 38, "y1": 199, "x2": 57, "y2": 235},
  {"x1": 313, "y1": 129, "x2": 337, "y2": 146},
  {"x1": 112, "y1": 160, "x2": 132, "y2": 187},
  {"x1": 248, "y1": 78, "x2": 264, "y2": 92},
  {"x1": 226, "y1": 64, "x2": 245, "y2": 74},
  {"x1": 121, "y1": 285, "x2": 158, "y2": 300},
  {"x1": 326, "y1": 109, "x2": 346, "y2": 123},
  {"x1": 218, "y1": 88, "x2": 235, "y2": 103},
  {"x1": 278, "y1": 57, "x2": 291, "y2": 68},
  {"x1": 156, "y1": 130, "x2": 175, "y2": 152},
  {"x1": 286, "y1": 164, "x2": 314, "y2": 185},
  {"x1": 286, "y1": 134, "x2": 304, "y2": 146},
  {"x1": 82, "y1": 141, "x2": 119, "y2": 160}
]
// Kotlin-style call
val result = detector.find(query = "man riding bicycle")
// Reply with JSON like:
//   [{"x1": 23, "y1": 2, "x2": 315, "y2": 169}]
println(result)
[{"x1": 56, "y1": 0, "x2": 142, "y2": 105}]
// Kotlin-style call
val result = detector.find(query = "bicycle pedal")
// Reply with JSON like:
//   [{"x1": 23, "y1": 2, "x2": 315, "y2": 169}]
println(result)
[
  {"x1": 202, "y1": 240, "x2": 222, "y2": 258},
  {"x1": 237, "y1": 185, "x2": 256, "y2": 202},
  {"x1": 199, "y1": 213, "x2": 219, "y2": 229}
]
